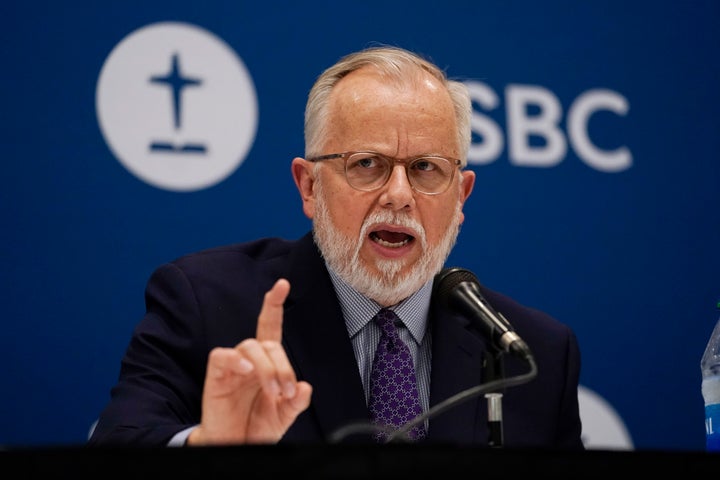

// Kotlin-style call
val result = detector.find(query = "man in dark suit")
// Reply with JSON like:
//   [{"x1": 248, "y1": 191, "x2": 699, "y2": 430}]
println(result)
[{"x1": 88, "y1": 45, "x2": 584, "y2": 449}]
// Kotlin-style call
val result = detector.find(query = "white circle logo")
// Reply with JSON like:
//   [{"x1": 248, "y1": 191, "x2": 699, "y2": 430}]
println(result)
[
  {"x1": 96, "y1": 22, "x2": 258, "y2": 192},
  {"x1": 578, "y1": 385, "x2": 634, "y2": 450}
]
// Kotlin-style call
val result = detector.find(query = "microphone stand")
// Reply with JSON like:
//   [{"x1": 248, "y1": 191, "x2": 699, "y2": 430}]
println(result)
[{"x1": 483, "y1": 346, "x2": 505, "y2": 448}]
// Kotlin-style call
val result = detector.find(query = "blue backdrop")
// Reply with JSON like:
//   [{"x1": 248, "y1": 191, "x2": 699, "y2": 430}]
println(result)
[{"x1": 2, "y1": 0, "x2": 719, "y2": 451}]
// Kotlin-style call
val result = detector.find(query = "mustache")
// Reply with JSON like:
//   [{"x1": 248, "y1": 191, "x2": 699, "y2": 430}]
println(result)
[{"x1": 359, "y1": 210, "x2": 425, "y2": 241}]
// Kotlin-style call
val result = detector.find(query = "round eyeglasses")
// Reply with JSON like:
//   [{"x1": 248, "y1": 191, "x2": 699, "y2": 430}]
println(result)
[{"x1": 307, "y1": 151, "x2": 462, "y2": 195}]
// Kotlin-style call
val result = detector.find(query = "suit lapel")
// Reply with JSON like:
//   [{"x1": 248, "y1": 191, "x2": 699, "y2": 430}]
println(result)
[
  {"x1": 427, "y1": 303, "x2": 489, "y2": 445},
  {"x1": 281, "y1": 234, "x2": 370, "y2": 441}
]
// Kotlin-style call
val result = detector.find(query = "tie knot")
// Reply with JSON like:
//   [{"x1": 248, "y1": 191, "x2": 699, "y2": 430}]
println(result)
[{"x1": 374, "y1": 308, "x2": 401, "y2": 336}]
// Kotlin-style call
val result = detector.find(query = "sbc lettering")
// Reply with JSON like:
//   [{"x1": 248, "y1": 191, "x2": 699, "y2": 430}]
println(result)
[{"x1": 465, "y1": 81, "x2": 631, "y2": 173}]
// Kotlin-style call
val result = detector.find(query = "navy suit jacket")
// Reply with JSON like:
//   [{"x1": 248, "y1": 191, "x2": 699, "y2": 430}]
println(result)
[{"x1": 88, "y1": 232, "x2": 584, "y2": 449}]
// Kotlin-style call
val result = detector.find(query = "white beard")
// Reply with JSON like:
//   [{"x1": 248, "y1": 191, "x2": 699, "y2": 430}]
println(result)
[{"x1": 312, "y1": 179, "x2": 464, "y2": 306}]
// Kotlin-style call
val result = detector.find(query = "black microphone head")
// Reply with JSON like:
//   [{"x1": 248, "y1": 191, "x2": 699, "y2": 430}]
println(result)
[
  {"x1": 433, "y1": 267, "x2": 481, "y2": 306},
  {"x1": 434, "y1": 268, "x2": 533, "y2": 361}
]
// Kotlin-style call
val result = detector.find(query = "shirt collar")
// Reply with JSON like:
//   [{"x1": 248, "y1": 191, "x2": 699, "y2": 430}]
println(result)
[{"x1": 327, "y1": 265, "x2": 431, "y2": 345}]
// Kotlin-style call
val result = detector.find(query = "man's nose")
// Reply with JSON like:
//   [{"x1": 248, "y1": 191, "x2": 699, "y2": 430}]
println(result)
[{"x1": 379, "y1": 165, "x2": 415, "y2": 209}]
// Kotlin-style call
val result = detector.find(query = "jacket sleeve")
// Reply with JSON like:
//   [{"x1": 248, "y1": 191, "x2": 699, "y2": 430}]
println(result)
[{"x1": 88, "y1": 262, "x2": 208, "y2": 446}]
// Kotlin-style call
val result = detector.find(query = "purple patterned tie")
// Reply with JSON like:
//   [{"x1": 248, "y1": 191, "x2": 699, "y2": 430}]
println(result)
[{"x1": 368, "y1": 308, "x2": 426, "y2": 442}]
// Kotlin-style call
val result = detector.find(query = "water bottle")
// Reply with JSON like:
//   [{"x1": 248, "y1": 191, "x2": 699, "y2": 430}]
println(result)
[{"x1": 701, "y1": 301, "x2": 720, "y2": 452}]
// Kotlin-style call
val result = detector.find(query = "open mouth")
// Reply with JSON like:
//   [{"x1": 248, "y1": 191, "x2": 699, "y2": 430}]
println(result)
[{"x1": 370, "y1": 230, "x2": 414, "y2": 248}]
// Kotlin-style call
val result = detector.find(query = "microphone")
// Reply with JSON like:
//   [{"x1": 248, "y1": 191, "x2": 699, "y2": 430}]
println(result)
[{"x1": 433, "y1": 267, "x2": 532, "y2": 361}]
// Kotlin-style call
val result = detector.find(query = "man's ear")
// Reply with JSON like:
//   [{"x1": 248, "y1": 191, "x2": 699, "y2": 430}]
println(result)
[
  {"x1": 460, "y1": 169, "x2": 475, "y2": 203},
  {"x1": 291, "y1": 157, "x2": 316, "y2": 219},
  {"x1": 457, "y1": 169, "x2": 476, "y2": 225}
]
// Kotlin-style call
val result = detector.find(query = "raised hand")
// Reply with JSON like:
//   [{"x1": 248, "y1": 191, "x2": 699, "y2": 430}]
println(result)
[{"x1": 187, "y1": 278, "x2": 313, "y2": 445}]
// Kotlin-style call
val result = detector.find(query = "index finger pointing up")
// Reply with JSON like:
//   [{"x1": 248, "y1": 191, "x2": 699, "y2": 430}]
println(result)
[{"x1": 256, "y1": 278, "x2": 291, "y2": 342}]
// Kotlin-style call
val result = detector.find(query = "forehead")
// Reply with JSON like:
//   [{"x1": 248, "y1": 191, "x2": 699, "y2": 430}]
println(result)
[
  {"x1": 331, "y1": 66, "x2": 448, "y2": 110},
  {"x1": 324, "y1": 68, "x2": 459, "y2": 155}
]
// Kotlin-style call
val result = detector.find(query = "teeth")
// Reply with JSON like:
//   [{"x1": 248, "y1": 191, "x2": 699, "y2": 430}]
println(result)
[{"x1": 373, "y1": 236, "x2": 410, "y2": 248}]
